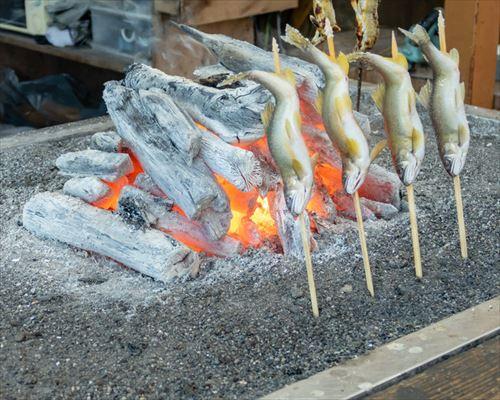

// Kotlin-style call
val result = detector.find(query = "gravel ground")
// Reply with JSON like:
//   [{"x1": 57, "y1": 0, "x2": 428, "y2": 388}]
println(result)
[{"x1": 0, "y1": 110, "x2": 499, "y2": 400}]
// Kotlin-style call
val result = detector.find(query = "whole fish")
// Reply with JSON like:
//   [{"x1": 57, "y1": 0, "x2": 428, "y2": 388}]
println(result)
[
  {"x1": 351, "y1": 0, "x2": 380, "y2": 51},
  {"x1": 349, "y1": 41, "x2": 425, "y2": 185},
  {"x1": 221, "y1": 70, "x2": 314, "y2": 216},
  {"x1": 174, "y1": 22, "x2": 323, "y2": 103},
  {"x1": 282, "y1": 25, "x2": 372, "y2": 194},
  {"x1": 310, "y1": 0, "x2": 341, "y2": 45},
  {"x1": 399, "y1": 25, "x2": 469, "y2": 176}
]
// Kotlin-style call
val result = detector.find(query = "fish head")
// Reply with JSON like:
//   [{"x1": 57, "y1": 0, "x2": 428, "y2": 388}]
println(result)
[
  {"x1": 395, "y1": 150, "x2": 421, "y2": 186},
  {"x1": 441, "y1": 143, "x2": 467, "y2": 177},
  {"x1": 342, "y1": 159, "x2": 368, "y2": 195},
  {"x1": 284, "y1": 175, "x2": 314, "y2": 217}
]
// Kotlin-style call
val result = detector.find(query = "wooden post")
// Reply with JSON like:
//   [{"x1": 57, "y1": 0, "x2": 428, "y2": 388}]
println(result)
[
  {"x1": 406, "y1": 184, "x2": 422, "y2": 278},
  {"x1": 444, "y1": 0, "x2": 499, "y2": 108}
]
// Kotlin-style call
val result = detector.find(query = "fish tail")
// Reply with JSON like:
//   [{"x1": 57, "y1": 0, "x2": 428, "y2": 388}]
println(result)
[
  {"x1": 218, "y1": 72, "x2": 251, "y2": 87},
  {"x1": 398, "y1": 25, "x2": 430, "y2": 47},
  {"x1": 282, "y1": 25, "x2": 312, "y2": 51},
  {"x1": 285, "y1": 182, "x2": 309, "y2": 217},
  {"x1": 401, "y1": 154, "x2": 420, "y2": 186}
]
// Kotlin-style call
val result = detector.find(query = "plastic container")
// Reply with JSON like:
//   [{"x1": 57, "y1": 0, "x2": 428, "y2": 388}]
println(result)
[{"x1": 90, "y1": 5, "x2": 153, "y2": 59}]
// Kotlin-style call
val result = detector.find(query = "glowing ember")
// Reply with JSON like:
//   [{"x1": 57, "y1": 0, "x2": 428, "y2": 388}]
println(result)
[{"x1": 91, "y1": 122, "x2": 345, "y2": 255}]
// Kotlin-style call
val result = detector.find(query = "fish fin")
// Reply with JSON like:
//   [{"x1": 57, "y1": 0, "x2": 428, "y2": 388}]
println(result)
[
  {"x1": 334, "y1": 94, "x2": 352, "y2": 116},
  {"x1": 261, "y1": 102, "x2": 274, "y2": 130},
  {"x1": 337, "y1": 51, "x2": 350, "y2": 75},
  {"x1": 370, "y1": 139, "x2": 387, "y2": 162},
  {"x1": 218, "y1": 72, "x2": 250, "y2": 87},
  {"x1": 391, "y1": 31, "x2": 398, "y2": 60},
  {"x1": 285, "y1": 119, "x2": 294, "y2": 142},
  {"x1": 283, "y1": 24, "x2": 310, "y2": 51},
  {"x1": 460, "y1": 82, "x2": 465, "y2": 102},
  {"x1": 292, "y1": 158, "x2": 306, "y2": 180},
  {"x1": 314, "y1": 90, "x2": 324, "y2": 114},
  {"x1": 371, "y1": 84, "x2": 385, "y2": 112},
  {"x1": 458, "y1": 123, "x2": 469, "y2": 147},
  {"x1": 411, "y1": 127, "x2": 424, "y2": 152},
  {"x1": 393, "y1": 53, "x2": 409, "y2": 69},
  {"x1": 346, "y1": 139, "x2": 361, "y2": 159},
  {"x1": 281, "y1": 68, "x2": 296, "y2": 87},
  {"x1": 449, "y1": 48, "x2": 459, "y2": 65},
  {"x1": 417, "y1": 80, "x2": 432, "y2": 109}
]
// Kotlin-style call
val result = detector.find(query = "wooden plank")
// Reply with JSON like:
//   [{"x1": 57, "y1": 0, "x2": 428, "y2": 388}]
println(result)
[
  {"x1": 367, "y1": 336, "x2": 500, "y2": 400},
  {"x1": 178, "y1": 0, "x2": 298, "y2": 25},
  {"x1": 0, "y1": 116, "x2": 114, "y2": 151},
  {"x1": 0, "y1": 31, "x2": 132, "y2": 73},
  {"x1": 444, "y1": 0, "x2": 499, "y2": 108},
  {"x1": 263, "y1": 297, "x2": 500, "y2": 400}
]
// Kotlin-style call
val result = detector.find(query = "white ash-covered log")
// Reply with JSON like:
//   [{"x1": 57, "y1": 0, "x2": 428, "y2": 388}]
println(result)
[
  {"x1": 23, "y1": 192, "x2": 200, "y2": 283},
  {"x1": 103, "y1": 81, "x2": 231, "y2": 240},
  {"x1": 63, "y1": 177, "x2": 110, "y2": 203},
  {"x1": 89, "y1": 130, "x2": 124, "y2": 153},
  {"x1": 56, "y1": 149, "x2": 133, "y2": 181},
  {"x1": 123, "y1": 63, "x2": 266, "y2": 144},
  {"x1": 118, "y1": 186, "x2": 241, "y2": 257}
]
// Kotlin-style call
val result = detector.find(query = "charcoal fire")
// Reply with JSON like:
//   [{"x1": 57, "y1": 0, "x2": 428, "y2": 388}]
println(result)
[{"x1": 22, "y1": 58, "x2": 401, "y2": 283}]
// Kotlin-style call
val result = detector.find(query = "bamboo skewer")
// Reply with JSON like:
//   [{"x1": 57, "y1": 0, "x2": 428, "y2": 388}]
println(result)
[
  {"x1": 300, "y1": 212, "x2": 319, "y2": 317},
  {"x1": 325, "y1": 19, "x2": 374, "y2": 295},
  {"x1": 272, "y1": 37, "x2": 319, "y2": 317},
  {"x1": 454, "y1": 176, "x2": 468, "y2": 259},
  {"x1": 353, "y1": 191, "x2": 374, "y2": 296},
  {"x1": 438, "y1": 10, "x2": 468, "y2": 258},
  {"x1": 406, "y1": 184, "x2": 422, "y2": 278}
]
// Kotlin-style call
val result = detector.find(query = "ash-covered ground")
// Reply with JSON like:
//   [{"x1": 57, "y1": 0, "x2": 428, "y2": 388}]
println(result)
[{"x1": 1, "y1": 106, "x2": 499, "y2": 400}]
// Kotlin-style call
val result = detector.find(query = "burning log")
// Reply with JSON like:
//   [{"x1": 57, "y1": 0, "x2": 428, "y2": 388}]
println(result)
[
  {"x1": 55, "y1": 149, "x2": 133, "y2": 182},
  {"x1": 331, "y1": 189, "x2": 375, "y2": 221},
  {"x1": 269, "y1": 188, "x2": 316, "y2": 259},
  {"x1": 103, "y1": 82, "x2": 231, "y2": 240},
  {"x1": 89, "y1": 130, "x2": 123, "y2": 153},
  {"x1": 199, "y1": 129, "x2": 262, "y2": 191},
  {"x1": 23, "y1": 192, "x2": 200, "y2": 283},
  {"x1": 359, "y1": 164, "x2": 402, "y2": 209},
  {"x1": 123, "y1": 63, "x2": 265, "y2": 144},
  {"x1": 360, "y1": 198, "x2": 399, "y2": 220},
  {"x1": 134, "y1": 173, "x2": 166, "y2": 198},
  {"x1": 118, "y1": 186, "x2": 241, "y2": 257},
  {"x1": 63, "y1": 177, "x2": 110, "y2": 203}
]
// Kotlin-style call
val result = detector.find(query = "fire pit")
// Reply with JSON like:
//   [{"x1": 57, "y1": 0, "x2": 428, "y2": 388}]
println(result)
[
  {"x1": 22, "y1": 64, "x2": 402, "y2": 283},
  {"x1": 1, "y1": 82, "x2": 498, "y2": 399}
]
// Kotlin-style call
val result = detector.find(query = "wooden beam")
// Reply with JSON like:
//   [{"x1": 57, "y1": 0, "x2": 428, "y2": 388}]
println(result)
[{"x1": 444, "y1": 0, "x2": 500, "y2": 108}]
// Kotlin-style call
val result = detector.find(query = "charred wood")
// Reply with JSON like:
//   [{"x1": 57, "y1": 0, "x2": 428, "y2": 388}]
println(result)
[
  {"x1": 123, "y1": 63, "x2": 266, "y2": 144},
  {"x1": 63, "y1": 177, "x2": 110, "y2": 203},
  {"x1": 360, "y1": 198, "x2": 399, "y2": 220},
  {"x1": 103, "y1": 82, "x2": 231, "y2": 240},
  {"x1": 23, "y1": 192, "x2": 200, "y2": 283},
  {"x1": 56, "y1": 149, "x2": 133, "y2": 182},
  {"x1": 89, "y1": 130, "x2": 123, "y2": 153},
  {"x1": 269, "y1": 188, "x2": 316, "y2": 259},
  {"x1": 118, "y1": 186, "x2": 241, "y2": 257}
]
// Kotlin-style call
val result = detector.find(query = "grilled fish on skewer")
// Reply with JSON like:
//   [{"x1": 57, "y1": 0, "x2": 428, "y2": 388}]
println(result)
[
  {"x1": 351, "y1": 0, "x2": 380, "y2": 51},
  {"x1": 348, "y1": 40, "x2": 425, "y2": 185},
  {"x1": 399, "y1": 24, "x2": 469, "y2": 176},
  {"x1": 174, "y1": 22, "x2": 322, "y2": 103},
  {"x1": 310, "y1": 0, "x2": 341, "y2": 45},
  {"x1": 221, "y1": 70, "x2": 314, "y2": 216},
  {"x1": 283, "y1": 25, "x2": 372, "y2": 194}
]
